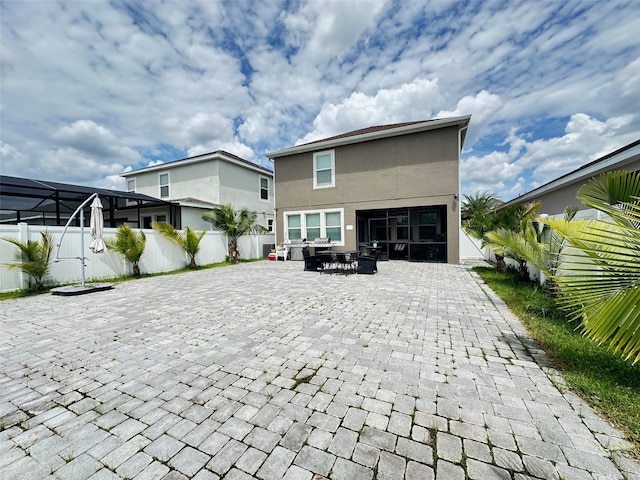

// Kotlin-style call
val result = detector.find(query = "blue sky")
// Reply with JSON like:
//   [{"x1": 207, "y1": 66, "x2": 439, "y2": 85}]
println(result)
[{"x1": 1, "y1": 0, "x2": 639, "y2": 201}]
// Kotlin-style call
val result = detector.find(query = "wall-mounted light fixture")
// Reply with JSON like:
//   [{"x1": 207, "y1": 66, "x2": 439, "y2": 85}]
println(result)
[{"x1": 453, "y1": 193, "x2": 458, "y2": 199}]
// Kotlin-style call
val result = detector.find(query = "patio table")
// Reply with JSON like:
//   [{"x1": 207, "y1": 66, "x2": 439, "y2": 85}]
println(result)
[{"x1": 317, "y1": 250, "x2": 359, "y2": 274}]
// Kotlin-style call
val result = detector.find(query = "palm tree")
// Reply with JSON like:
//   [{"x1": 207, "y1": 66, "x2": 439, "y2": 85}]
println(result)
[
  {"x1": 541, "y1": 170, "x2": 640, "y2": 364},
  {"x1": 461, "y1": 192, "x2": 502, "y2": 239},
  {"x1": 482, "y1": 201, "x2": 541, "y2": 272},
  {"x1": 2, "y1": 231, "x2": 55, "y2": 290},
  {"x1": 202, "y1": 204, "x2": 258, "y2": 262},
  {"x1": 483, "y1": 205, "x2": 577, "y2": 285},
  {"x1": 105, "y1": 224, "x2": 146, "y2": 277},
  {"x1": 152, "y1": 222, "x2": 206, "y2": 268}
]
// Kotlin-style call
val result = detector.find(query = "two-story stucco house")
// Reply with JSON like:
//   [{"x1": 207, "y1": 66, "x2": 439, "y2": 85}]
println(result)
[
  {"x1": 121, "y1": 150, "x2": 274, "y2": 231},
  {"x1": 266, "y1": 115, "x2": 471, "y2": 263}
]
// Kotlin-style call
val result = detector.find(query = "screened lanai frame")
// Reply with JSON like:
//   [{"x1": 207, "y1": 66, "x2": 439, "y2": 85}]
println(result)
[{"x1": 0, "y1": 175, "x2": 179, "y2": 228}]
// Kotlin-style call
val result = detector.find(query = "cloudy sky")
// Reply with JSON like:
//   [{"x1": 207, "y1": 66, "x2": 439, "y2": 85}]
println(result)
[{"x1": 1, "y1": 0, "x2": 639, "y2": 201}]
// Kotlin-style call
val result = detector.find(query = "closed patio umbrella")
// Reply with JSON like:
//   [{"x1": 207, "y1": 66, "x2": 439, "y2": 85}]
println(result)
[{"x1": 89, "y1": 196, "x2": 105, "y2": 253}]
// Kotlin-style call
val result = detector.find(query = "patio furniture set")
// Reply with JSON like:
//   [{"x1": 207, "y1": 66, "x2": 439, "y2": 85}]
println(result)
[{"x1": 303, "y1": 247, "x2": 378, "y2": 274}]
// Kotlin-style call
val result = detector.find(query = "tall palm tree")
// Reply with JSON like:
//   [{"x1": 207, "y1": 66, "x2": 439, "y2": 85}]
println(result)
[
  {"x1": 202, "y1": 204, "x2": 258, "y2": 262},
  {"x1": 152, "y1": 222, "x2": 206, "y2": 268},
  {"x1": 461, "y1": 192, "x2": 502, "y2": 239},
  {"x1": 541, "y1": 170, "x2": 640, "y2": 364},
  {"x1": 2, "y1": 231, "x2": 55, "y2": 290},
  {"x1": 105, "y1": 224, "x2": 146, "y2": 277}
]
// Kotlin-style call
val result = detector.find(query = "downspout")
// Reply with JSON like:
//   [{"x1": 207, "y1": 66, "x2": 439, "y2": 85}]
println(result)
[
  {"x1": 268, "y1": 157, "x2": 277, "y2": 247},
  {"x1": 457, "y1": 124, "x2": 468, "y2": 264}
]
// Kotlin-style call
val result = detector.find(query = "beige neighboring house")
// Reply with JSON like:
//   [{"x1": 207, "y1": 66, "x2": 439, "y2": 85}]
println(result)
[
  {"x1": 121, "y1": 150, "x2": 275, "y2": 231},
  {"x1": 499, "y1": 139, "x2": 640, "y2": 218},
  {"x1": 266, "y1": 115, "x2": 471, "y2": 263}
]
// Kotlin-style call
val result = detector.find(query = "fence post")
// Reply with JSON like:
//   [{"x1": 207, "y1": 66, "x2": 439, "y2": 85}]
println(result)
[{"x1": 17, "y1": 222, "x2": 30, "y2": 289}]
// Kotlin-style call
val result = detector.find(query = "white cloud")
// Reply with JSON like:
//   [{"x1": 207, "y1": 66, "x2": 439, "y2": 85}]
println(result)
[
  {"x1": 52, "y1": 120, "x2": 140, "y2": 162},
  {"x1": 9, "y1": 145, "x2": 128, "y2": 186},
  {"x1": 162, "y1": 113, "x2": 234, "y2": 147},
  {"x1": 1, "y1": 0, "x2": 639, "y2": 196},
  {"x1": 437, "y1": 90, "x2": 503, "y2": 145},
  {"x1": 187, "y1": 139, "x2": 258, "y2": 164},
  {"x1": 283, "y1": 0, "x2": 386, "y2": 64},
  {"x1": 460, "y1": 113, "x2": 636, "y2": 199},
  {"x1": 518, "y1": 113, "x2": 634, "y2": 178},
  {"x1": 238, "y1": 112, "x2": 279, "y2": 144},
  {"x1": 297, "y1": 78, "x2": 443, "y2": 144}
]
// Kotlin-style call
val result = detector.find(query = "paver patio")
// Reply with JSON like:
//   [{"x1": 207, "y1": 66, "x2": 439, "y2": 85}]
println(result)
[{"x1": 1, "y1": 260, "x2": 638, "y2": 480}]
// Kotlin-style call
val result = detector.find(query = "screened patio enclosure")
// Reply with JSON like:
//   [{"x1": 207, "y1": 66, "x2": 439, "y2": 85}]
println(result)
[
  {"x1": 356, "y1": 206, "x2": 448, "y2": 262},
  {"x1": 0, "y1": 175, "x2": 177, "y2": 228}
]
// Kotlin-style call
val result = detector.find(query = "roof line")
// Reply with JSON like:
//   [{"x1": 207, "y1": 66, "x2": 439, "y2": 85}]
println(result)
[
  {"x1": 265, "y1": 115, "x2": 471, "y2": 158},
  {"x1": 499, "y1": 138, "x2": 640, "y2": 208},
  {"x1": 122, "y1": 150, "x2": 273, "y2": 177}
]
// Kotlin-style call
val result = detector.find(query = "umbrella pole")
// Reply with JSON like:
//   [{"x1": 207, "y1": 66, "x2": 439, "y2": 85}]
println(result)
[
  {"x1": 54, "y1": 192, "x2": 97, "y2": 287},
  {"x1": 80, "y1": 209, "x2": 86, "y2": 288}
]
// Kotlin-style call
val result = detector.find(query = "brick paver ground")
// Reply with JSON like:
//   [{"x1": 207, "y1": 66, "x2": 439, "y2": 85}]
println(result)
[{"x1": 1, "y1": 260, "x2": 638, "y2": 479}]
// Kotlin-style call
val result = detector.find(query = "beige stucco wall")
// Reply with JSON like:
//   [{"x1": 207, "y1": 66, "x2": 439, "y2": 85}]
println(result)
[
  {"x1": 520, "y1": 158, "x2": 640, "y2": 216},
  {"x1": 274, "y1": 126, "x2": 461, "y2": 262}
]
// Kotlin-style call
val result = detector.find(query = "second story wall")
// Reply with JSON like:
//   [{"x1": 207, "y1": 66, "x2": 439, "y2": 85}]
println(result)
[
  {"x1": 275, "y1": 125, "x2": 460, "y2": 210},
  {"x1": 218, "y1": 161, "x2": 273, "y2": 216},
  {"x1": 130, "y1": 161, "x2": 221, "y2": 204}
]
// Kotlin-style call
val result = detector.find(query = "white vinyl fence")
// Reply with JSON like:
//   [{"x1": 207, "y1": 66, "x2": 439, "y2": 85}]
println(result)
[{"x1": 0, "y1": 224, "x2": 275, "y2": 292}]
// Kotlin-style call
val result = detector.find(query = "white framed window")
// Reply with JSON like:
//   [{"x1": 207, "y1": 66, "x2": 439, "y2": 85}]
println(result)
[
  {"x1": 259, "y1": 176, "x2": 269, "y2": 201},
  {"x1": 159, "y1": 172, "x2": 169, "y2": 198},
  {"x1": 268, "y1": 219, "x2": 273, "y2": 232},
  {"x1": 126, "y1": 178, "x2": 136, "y2": 206},
  {"x1": 313, "y1": 150, "x2": 335, "y2": 189},
  {"x1": 284, "y1": 208, "x2": 344, "y2": 244},
  {"x1": 155, "y1": 214, "x2": 167, "y2": 223},
  {"x1": 287, "y1": 214, "x2": 301, "y2": 240}
]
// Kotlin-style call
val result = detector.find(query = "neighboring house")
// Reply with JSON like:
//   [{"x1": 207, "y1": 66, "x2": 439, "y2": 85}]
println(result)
[
  {"x1": 121, "y1": 150, "x2": 275, "y2": 231},
  {"x1": 498, "y1": 139, "x2": 640, "y2": 218},
  {"x1": 266, "y1": 115, "x2": 471, "y2": 263}
]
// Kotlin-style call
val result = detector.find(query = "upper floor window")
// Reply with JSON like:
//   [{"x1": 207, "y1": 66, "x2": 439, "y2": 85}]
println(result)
[
  {"x1": 126, "y1": 178, "x2": 137, "y2": 206},
  {"x1": 313, "y1": 150, "x2": 335, "y2": 189},
  {"x1": 260, "y1": 176, "x2": 269, "y2": 200},
  {"x1": 159, "y1": 173, "x2": 169, "y2": 198}
]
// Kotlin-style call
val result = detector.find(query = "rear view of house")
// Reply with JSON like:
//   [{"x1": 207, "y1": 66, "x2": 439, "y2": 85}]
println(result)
[{"x1": 266, "y1": 115, "x2": 470, "y2": 263}]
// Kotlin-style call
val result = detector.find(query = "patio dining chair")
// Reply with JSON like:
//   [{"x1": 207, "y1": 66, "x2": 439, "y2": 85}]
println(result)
[
  {"x1": 357, "y1": 251, "x2": 378, "y2": 274},
  {"x1": 302, "y1": 247, "x2": 319, "y2": 272}
]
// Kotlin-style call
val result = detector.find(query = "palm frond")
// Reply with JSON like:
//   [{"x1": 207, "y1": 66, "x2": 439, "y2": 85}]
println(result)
[
  {"x1": 2, "y1": 231, "x2": 55, "y2": 290},
  {"x1": 540, "y1": 171, "x2": 640, "y2": 363},
  {"x1": 105, "y1": 224, "x2": 146, "y2": 273},
  {"x1": 202, "y1": 204, "x2": 259, "y2": 262}
]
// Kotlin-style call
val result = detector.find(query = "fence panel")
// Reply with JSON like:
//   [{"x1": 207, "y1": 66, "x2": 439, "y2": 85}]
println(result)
[{"x1": 0, "y1": 224, "x2": 274, "y2": 292}]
